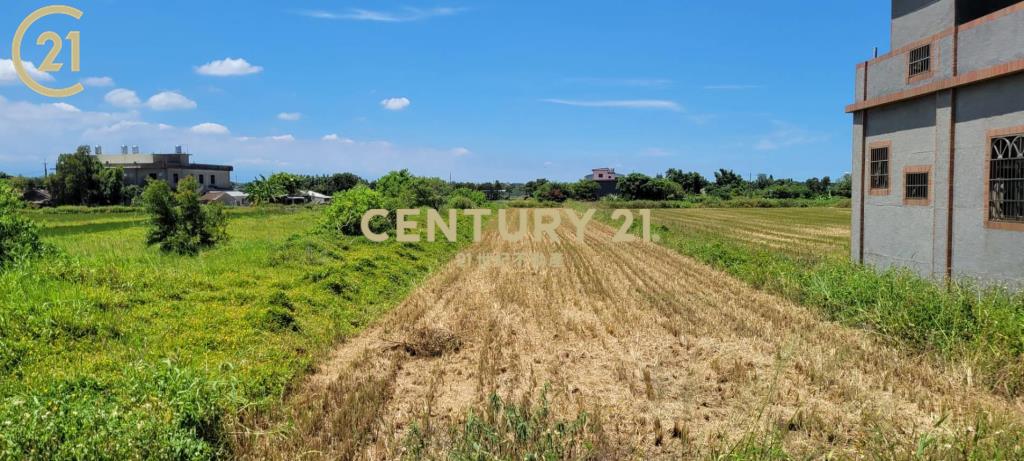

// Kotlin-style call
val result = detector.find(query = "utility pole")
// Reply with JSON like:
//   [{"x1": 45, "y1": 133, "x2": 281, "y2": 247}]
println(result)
[{"x1": 43, "y1": 160, "x2": 48, "y2": 178}]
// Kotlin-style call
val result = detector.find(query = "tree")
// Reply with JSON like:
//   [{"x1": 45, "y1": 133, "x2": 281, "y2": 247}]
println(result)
[
  {"x1": 320, "y1": 184, "x2": 390, "y2": 236},
  {"x1": 616, "y1": 173, "x2": 651, "y2": 200},
  {"x1": 318, "y1": 173, "x2": 363, "y2": 195},
  {"x1": 665, "y1": 169, "x2": 709, "y2": 195},
  {"x1": 448, "y1": 187, "x2": 486, "y2": 208},
  {"x1": 831, "y1": 174, "x2": 853, "y2": 198},
  {"x1": 0, "y1": 180, "x2": 43, "y2": 268},
  {"x1": 641, "y1": 178, "x2": 683, "y2": 200},
  {"x1": 243, "y1": 176, "x2": 285, "y2": 206},
  {"x1": 99, "y1": 167, "x2": 126, "y2": 205},
  {"x1": 142, "y1": 176, "x2": 228, "y2": 255},
  {"x1": 46, "y1": 145, "x2": 104, "y2": 205},
  {"x1": 714, "y1": 169, "x2": 745, "y2": 188},
  {"x1": 533, "y1": 182, "x2": 568, "y2": 202},
  {"x1": 568, "y1": 180, "x2": 600, "y2": 201},
  {"x1": 523, "y1": 179, "x2": 549, "y2": 198},
  {"x1": 267, "y1": 172, "x2": 302, "y2": 196}
]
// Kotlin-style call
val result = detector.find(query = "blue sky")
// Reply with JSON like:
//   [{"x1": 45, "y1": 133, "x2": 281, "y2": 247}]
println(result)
[{"x1": 1, "y1": 1, "x2": 891, "y2": 182}]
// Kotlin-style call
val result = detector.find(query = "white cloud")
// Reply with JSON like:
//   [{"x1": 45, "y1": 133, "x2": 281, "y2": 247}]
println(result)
[
  {"x1": 277, "y1": 112, "x2": 302, "y2": 121},
  {"x1": 81, "y1": 76, "x2": 114, "y2": 87},
  {"x1": 566, "y1": 77, "x2": 672, "y2": 87},
  {"x1": 541, "y1": 98, "x2": 681, "y2": 111},
  {"x1": 298, "y1": 7, "x2": 464, "y2": 22},
  {"x1": 380, "y1": 97, "x2": 411, "y2": 111},
  {"x1": 195, "y1": 58, "x2": 263, "y2": 77},
  {"x1": 51, "y1": 102, "x2": 80, "y2": 113},
  {"x1": 754, "y1": 121, "x2": 828, "y2": 151},
  {"x1": 451, "y1": 147, "x2": 471, "y2": 156},
  {"x1": 105, "y1": 88, "x2": 142, "y2": 108},
  {"x1": 322, "y1": 133, "x2": 354, "y2": 143},
  {"x1": 0, "y1": 58, "x2": 54, "y2": 84},
  {"x1": 270, "y1": 134, "x2": 295, "y2": 142},
  {"x1": 703, "y1": 84, "x2": 761, "y2": 90},
  {"x1": 191, "y1": 122, "x2": 230, "y2": 135},
  {"x1": 146, "y1": 91, "x2": 197, "y2": 110}
]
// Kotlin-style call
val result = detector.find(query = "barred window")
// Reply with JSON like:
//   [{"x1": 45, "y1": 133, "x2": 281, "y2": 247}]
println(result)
[
  {"x1": 909, "y1": 45, "x2": 931, "y2": 77},
  {"x1": 905, "y1": 172, "x2": 929, "y2": 199},
  {"x1": 870, "y1": 147, "x2": 890, "y2": 190},
  {"x1": 990, "y1": 134, "x2": 1024, "y2": 223}
]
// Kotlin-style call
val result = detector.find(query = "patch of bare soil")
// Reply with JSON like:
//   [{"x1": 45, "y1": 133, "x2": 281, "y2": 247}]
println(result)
[{"x1": 234, "y1": 210, "x2": 1023, "y2": 459}]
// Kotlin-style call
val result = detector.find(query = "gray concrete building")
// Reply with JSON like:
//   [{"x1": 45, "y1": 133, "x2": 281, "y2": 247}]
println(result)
[
  {"x1": 97, "y1": 149, "x2": 233, "y2": 193},
  {"x1": 849, "y1": 0, "x2": 1024, "y2": 285}
]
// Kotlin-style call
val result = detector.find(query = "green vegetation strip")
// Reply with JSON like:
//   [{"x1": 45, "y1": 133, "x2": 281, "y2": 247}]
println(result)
[{"x1": 0, "y1": 207, "x2": 469, "y2": 459}]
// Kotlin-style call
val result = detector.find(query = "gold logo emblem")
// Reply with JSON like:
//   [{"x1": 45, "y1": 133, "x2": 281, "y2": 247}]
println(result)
[{"x1": 11, "y1": 5, "x2": 84, "y2": 98}]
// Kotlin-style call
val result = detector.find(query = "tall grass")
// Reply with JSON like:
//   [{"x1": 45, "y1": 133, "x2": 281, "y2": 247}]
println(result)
[{"x1": 0, "y1": 207, "x2": 469, "y2": 458}]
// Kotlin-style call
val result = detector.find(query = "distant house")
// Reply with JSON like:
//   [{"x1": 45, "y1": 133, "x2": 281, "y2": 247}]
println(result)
[
  {"x1": 96, "y1": 146, "x2": 233, "y2": 194},
  {"x1": 199, "y1": 190, "x2": 249, "y2": 206},
  {"x1": 584, "y1": 168, "x2": 618, "y2": 197},
  {"x1": 302, "y1": 190, "x2": 332, "y2": 205}
]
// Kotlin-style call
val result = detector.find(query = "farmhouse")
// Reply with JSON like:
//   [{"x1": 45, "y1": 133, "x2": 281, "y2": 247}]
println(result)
[
  {"x1": 96, "y1": 145, "x2": 233, "y2": 193},
  {"x1": 848, "y1": 0, "x2": 1024, "y2": 285},
  {"x1": 584, "y1": 167, "x2": 618, "y2": 197}
]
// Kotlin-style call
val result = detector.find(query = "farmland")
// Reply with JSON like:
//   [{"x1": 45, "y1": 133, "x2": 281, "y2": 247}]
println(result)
[
  {"x1": 236, "y1": 208, "x2": 1023, "y2": 459},
  {"x1": 3, "y1": 205, "x2": 1023, "y2": 459}
]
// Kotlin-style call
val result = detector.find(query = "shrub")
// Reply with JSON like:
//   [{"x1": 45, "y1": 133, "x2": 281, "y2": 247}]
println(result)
[
  {"x1": 446, "y1": 196, "x2": 477, "y2": 210},
  {"x1": 448, "y1": 187, "x2": 486, "y2": 207},
  {"x1": 321, "y1": 184, "x2": 391, "y2": 236},
  {"x1": 0, "y1": 181, "x2": 43, "y2": 268},
  {"x1": 142, "y1": 177, "x2": 228, "y2": 255}
]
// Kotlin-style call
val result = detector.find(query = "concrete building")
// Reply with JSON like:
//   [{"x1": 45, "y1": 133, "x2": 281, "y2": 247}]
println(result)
[
  {"x1": 848, "y1": 0, "x2": 1024, "y2": 285},
  {"x1": 199, "y1": 190, "x2": 249, "y2": 206},
  {"x1": 584, "y1": 168, "x2": 619, "y2": 197},
  {"x1": 97, "y1": 148, "x2": 233, "y2": 193}
]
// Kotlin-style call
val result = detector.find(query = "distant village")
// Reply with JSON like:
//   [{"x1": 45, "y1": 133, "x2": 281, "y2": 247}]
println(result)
[{"x1": 4, "y1": 144, "x2": 851, "y2": 208}]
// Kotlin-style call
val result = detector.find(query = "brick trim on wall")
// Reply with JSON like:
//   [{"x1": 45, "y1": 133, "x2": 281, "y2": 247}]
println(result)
[
  {"x1": 848, "y1": 1, "x2": 1024, "y2": 113},
  {"x1": 984, "y1": 126, "x2": 1024, "y2": 232},
  {"x1": 867, "y1": 141, "x2": 892, "y2": 196},
  {"x1": 847, "y1": 58, "x2": 1024, "y2": 112},
  {"x1": 902, "y1": 165, "x2": 933, "y2": 206}
]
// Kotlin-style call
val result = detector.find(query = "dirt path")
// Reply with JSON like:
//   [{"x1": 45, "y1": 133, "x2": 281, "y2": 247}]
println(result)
[{"x1": 235, "y1": 210, "x2": 1023, "y2": 459}]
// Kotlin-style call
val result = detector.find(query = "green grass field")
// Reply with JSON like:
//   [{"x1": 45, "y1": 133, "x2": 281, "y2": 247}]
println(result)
[{"x1": 0, "y1": 206, "x2": 468, "y2": 459}]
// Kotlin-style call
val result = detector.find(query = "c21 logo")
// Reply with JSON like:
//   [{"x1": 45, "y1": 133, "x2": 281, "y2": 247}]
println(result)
[{"x1": 11, "y1": 5, "x2": 84, "y2": 98}]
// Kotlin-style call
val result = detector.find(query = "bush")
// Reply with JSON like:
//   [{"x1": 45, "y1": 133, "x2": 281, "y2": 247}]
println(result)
[
  {"x1": 321, "y1": 184, "x2": 391, "y2": 236},
  {"x1": 446, "y1": 196, "x2": 477, "y2": 210},
  {"x1": 142, "y1": 177, "x2": 228, "y2": 255},
  {"x1": 0, "y1": 181, "x2": 44, "y2": 268},
  {"x1": 448, "y1": 187, "x2": 486, "y2": 207}
]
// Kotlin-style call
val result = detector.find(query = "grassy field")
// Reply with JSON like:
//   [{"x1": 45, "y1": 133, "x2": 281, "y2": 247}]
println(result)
[
  {"x1": 0, "y1": 206, "x2": 468, "y2": 459},
  {"x1": 4, "y1": 205, "x2": 1023, "y2": 459},
  {"x1": 651, "y1": 208, "x2": 850, "y2": 260}
]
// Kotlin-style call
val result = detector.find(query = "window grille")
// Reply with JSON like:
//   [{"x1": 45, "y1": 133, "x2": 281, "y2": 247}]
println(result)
[
  {"x1": 905, "y1": 172, "x2": 929, "y2": 199},
  {"x1": 870, "y1": 147, "x2": 889, "y2": 190},
  {"x1": 909, "y1": 45, "x2": 931, "y2": 77},
  {"x1": 990, "y1": 134, "x2": 1024, "y2": 222}
]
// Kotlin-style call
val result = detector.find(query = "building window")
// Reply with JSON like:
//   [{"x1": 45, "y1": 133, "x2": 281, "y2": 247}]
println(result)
[
  {"x1": 905, "y1": 173, "x2": 929, "y2": 199},
  {"x1": 211, "y1": 175, "x2": 216, "y2": 185},
  {"x1": 902, "y1": 166, "x2": 932, "y2": 206},
  {"x1": 908, "y1": 44, "x2": 931, "y2": 78},
  {"x1": 989, "y1": 134, "x2": 1024, "y2": 224},
  {"x1": 173, "y1": 173, "x2": 179, "y2": 184},
  {"x1": 869, "y1": 145, "x2": 890, "y2": 193},
  {"x1": 199, "y1": 174, "x2": 204, "y2": 185}
]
